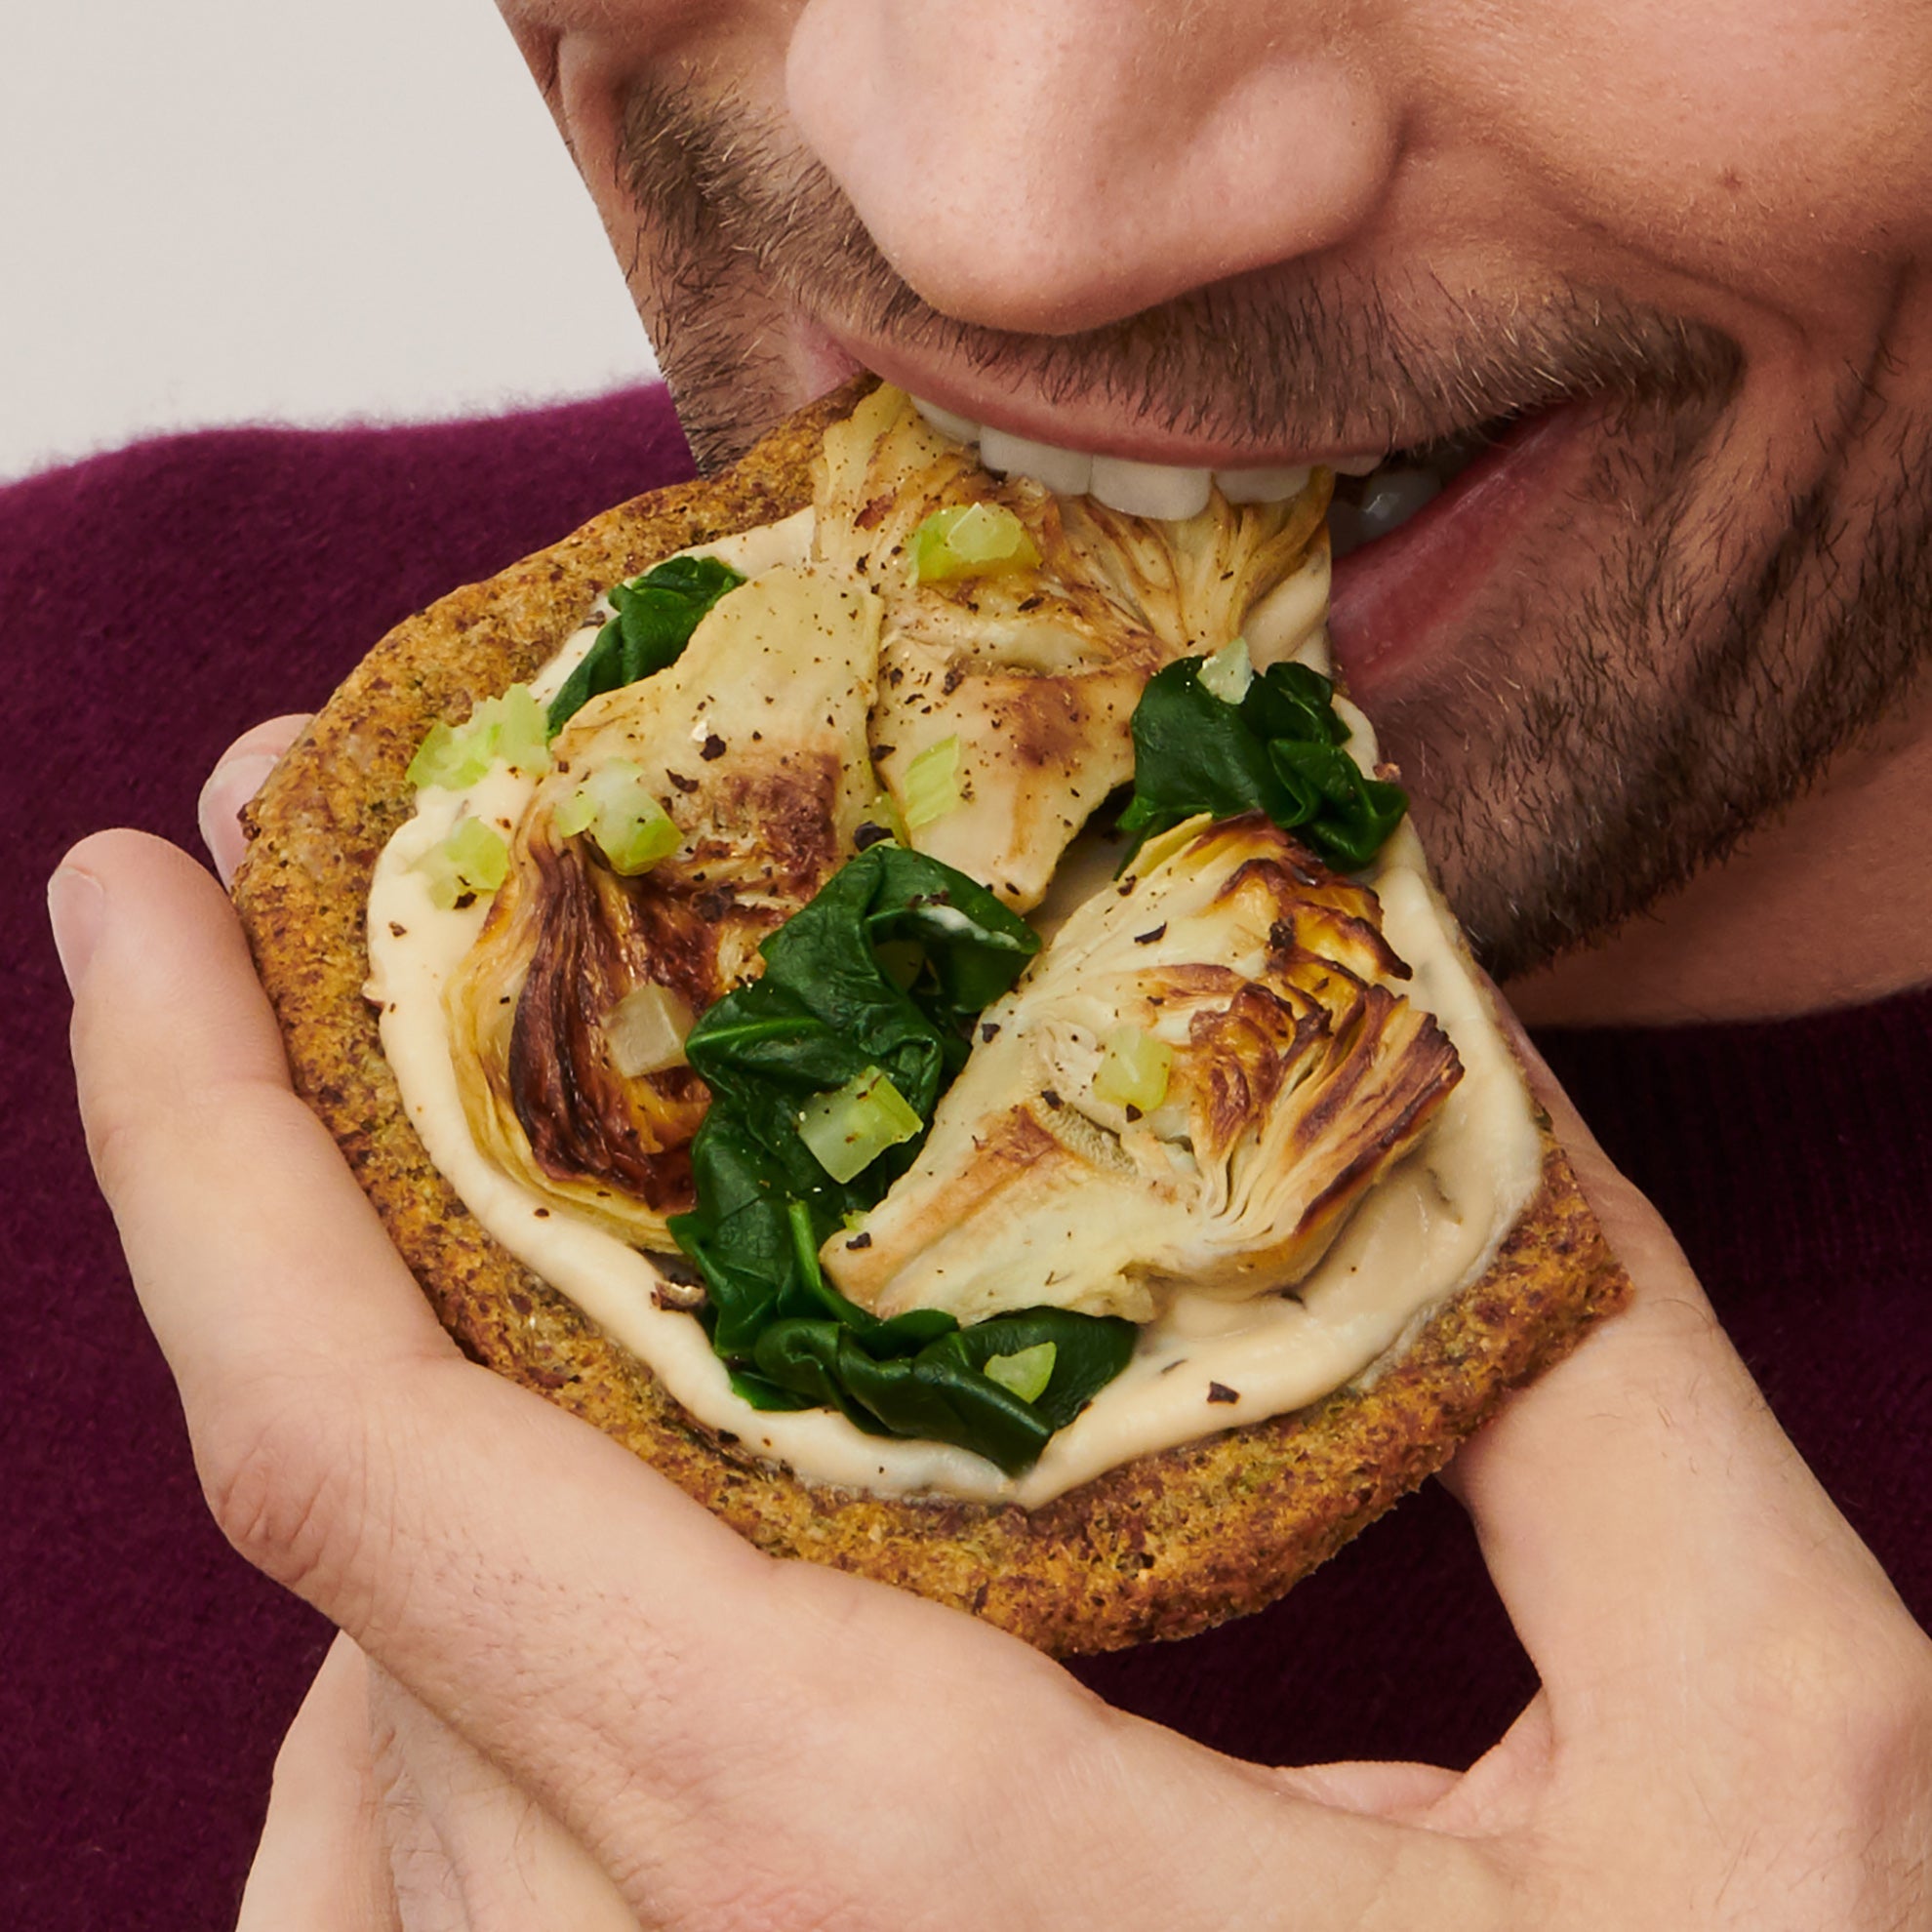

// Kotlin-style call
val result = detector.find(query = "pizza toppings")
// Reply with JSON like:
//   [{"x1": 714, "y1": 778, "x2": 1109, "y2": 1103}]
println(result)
[
  {"x1": 817, "y1": 385, "x2": 1330, "y2": 909},
  {"x1": 546, "y1": 554, "x2": 745, "y2": 735},
  {"x1": 1119, "y1": 656, "x2": 1409, "y2": 873},
  {"x1": 408, "y1": 683, "x2": 552, "y2": 790},
  {"x1": 375, "y1": 384, "x2": 1533, "y2": 1488},
  {"x1": 826, "y1": 816, "x2": 1462, "y2": 1328},
  {"x1": 659, "y1": 841, "x2": 1135, "y2": 1474},
  {"x1": 908, "y1": 502, "x2": 1042, "y2": 583},
  {"x1": 416, "y1": 817, "x2": 511, "y2": 909},
  {"x1": 440, "y1": 562, "x2": 886, "y2": 1247}
]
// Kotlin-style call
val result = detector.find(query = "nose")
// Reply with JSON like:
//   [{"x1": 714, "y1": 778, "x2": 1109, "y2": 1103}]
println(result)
[{"x1": 785, "y1": 0, "x2": 1398, "y2": 336}]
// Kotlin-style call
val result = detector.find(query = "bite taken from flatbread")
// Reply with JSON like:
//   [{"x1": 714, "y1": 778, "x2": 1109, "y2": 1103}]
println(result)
[{"x1": 233, "y1": 378, "x2": 1628, "y2": 1656}]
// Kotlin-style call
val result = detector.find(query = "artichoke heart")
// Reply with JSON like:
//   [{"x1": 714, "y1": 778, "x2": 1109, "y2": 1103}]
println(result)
[
  {"x1": 814, "y1": 387, "x2": 1330, "y2": 910},
  {"x1": 825, "y1": 814, "x2": 1463, "y2": 1325},
  {"x1": 444, "y1": 563, "x2": 884, "y2": 1246}
]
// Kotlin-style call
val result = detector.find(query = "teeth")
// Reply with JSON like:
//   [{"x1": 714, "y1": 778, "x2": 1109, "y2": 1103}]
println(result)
[
  {"x1": 1327, "y1": 467, "x2": 1442, "y2": 560},
  {"x1": 1328, "y1": 452, "x2": 1385, "y2": 477},
  {"x1": 906, "y1": 390, "x2": 1311, "y2": 513},
  {"x1": 979, "y1": 424, "x2": 1094, "y2": 497},
  {"x1": 1213, "y1": 463, "x2": 1312, "y2": 504},
  {"x1": 910, "y1": 397, "x2": 981, "y2": 445},
  {"x1": 1088, "y1": 454, "x2": 1213, "y2": 519}
]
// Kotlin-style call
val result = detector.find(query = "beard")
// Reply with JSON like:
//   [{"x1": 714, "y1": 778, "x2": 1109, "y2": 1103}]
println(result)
[{"x1": 611, "y1": 74, "x2": 1932, "y2": 986}]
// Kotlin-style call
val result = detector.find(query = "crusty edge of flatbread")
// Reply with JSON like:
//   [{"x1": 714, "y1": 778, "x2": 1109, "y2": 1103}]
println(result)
[{"x1": 233, "y1": 376, "x2": 1629, "y2": 1656}]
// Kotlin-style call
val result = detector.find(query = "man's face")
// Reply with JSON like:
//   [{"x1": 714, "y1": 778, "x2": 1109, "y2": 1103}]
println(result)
[{"x1": 499, "y1": 0, "x2": 1932, "y2": 978}]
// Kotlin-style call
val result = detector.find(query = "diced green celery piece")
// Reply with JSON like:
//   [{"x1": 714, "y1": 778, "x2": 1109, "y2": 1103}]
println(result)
[
  {"x1": 901, "y1": 735, "x2": 961, "y2": 831},
  {"x1": 599, "y1": 804, "x2": 680, "y2": 875},
  {"x1": 552, "y1": 785, "x2": 597, "y2": 838},
  {"x1": 796, "y1": 1067, "x2": 923, "y2": 1184},
  {"x1": 445, "y1": 817, "x2": 509, "y2": 891},
  {"x1": 1092, "y1": 1025, "x2": 1173, "y2": 1113},
  {"x1": 910, "y1": 502, "x2": 1041, "y2": 584},
  {"x1": 868, "y1": 788, "x2": 909, "y2": 847},
  {"x1": 571, "y1": 760, "x2": 681, "y2": 874},
  {"x1": 488, "y1": 684, "x2": 553, "y2": 774},
  {"x1": 407, "y1": 684, "x2": 555, "y2": 790},
  {"x1": 407, "y1": 717, "x2": 493, "y2": 791},
  {"x1": 983, "y1": 1341, "x2": 1057, "y2": 1404},
  {"x1": 1198, "y1": 636, "x2": 1254, "y2": 705},
  {"x1": 417, "y1": 842, "x2": 466, "y2": 910},
  {"x1": 420, "y1": 817, "x2": 509, "y2": 907}
]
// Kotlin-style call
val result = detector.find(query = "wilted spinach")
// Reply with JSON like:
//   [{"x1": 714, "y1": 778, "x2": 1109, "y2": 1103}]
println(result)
[
  {"x1": 546, "y1": 555, "x2": 745, "y2": 735},
  {"x1": 669, "y1": 844, "x2": 1136, "y2": 1474},
  {"x1": 1116, "y1": 657, "x2": 1408, "y2": 871}
]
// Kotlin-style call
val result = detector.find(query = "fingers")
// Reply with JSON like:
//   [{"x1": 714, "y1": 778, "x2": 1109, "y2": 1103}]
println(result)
[
  {"x1": 197, "y1": 715, "x2": 310, "y2": 886},
  {"x1": 56, "y1": 828, "x2": 1513, "y2": 1932},
  {"x1": 1444, "y1": 1016, "x2": 1912, "y2": 1724},
  {"x1": 368, "y1": 1669, "x2": 641, "y2": 1932},
  {"x1": 236, "y1": 1634, "x2": 400, "y2": 1932}
]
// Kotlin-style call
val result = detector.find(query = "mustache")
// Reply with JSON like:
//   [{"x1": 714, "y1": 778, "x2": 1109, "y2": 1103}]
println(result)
[{"x1": 618, "y1": 72, "x2": 1741, "y2": 455}]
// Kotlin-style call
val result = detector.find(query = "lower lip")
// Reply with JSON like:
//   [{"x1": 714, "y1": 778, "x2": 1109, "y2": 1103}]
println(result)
[{"x1": 1327, "y1": 404, "x2": 1591, "y2": 701}]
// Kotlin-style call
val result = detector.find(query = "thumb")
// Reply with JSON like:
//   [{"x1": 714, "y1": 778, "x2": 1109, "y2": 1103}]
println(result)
[{"x1": 1445, "y1": 1020, "x2": 1909, "y2": 1724}]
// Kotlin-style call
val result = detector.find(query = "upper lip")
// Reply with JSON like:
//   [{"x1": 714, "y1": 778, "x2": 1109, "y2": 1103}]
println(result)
[{"x1": 839, "y1": 331, "x2": 1446, "y2": 473}]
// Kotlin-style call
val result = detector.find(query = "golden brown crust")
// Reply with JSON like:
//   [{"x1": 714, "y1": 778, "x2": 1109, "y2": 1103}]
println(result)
[{"x1": 233, "y1": 377, "x2": 1629, "y2": 1656}]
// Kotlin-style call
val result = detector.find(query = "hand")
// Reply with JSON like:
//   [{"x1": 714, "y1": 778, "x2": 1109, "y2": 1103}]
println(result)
[{"x1": 57, "y1": 745, "x2": 1932, "y2": 1929}]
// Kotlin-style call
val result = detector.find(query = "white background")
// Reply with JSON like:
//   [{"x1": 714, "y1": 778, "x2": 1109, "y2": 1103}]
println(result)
[{"x1": 1, "y1": 0, "x2": 659, "y2": 485}]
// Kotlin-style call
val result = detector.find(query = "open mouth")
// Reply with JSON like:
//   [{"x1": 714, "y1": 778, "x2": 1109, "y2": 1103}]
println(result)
[
  {"x1": 902, "y1": 387, "x2": 1508, "y2": 550},
  {"x1": 854, "y1": 356, "x2": 1592, "y2": 702},
  {"x1": 1325, "y1": 423, "x2": 1506, "y2": 557}
]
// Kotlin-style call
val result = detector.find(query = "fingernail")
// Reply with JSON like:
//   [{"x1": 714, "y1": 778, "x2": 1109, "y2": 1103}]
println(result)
[
  {"x1": 198, "y1": 751, "x2": 278, "y2": 881},
  {"x1": 48, "y1": 865, "x2": 106, "y2": 993}
]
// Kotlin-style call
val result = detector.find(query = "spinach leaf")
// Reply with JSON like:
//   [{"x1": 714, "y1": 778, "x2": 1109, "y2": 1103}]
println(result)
[
  {"x1": 668, "y1": 844, "x2": 1136, "y2": 1474},
  {"x1": 546, "y1": 555, "x2": 745, "y2": 736},
  {"x1": 1116, "y1": 657, "x2": 1408, "y2": 872}
]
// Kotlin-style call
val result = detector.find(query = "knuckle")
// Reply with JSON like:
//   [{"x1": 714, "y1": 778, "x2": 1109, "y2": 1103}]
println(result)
[{"x1": 195, "y1": 1371, "x2": 377, "y2": 1609}]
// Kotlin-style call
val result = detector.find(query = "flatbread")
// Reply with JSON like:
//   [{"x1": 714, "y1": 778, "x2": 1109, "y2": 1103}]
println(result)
[{"x1": 233, "y1": 378, "x2": 1628, "y2": 1656}]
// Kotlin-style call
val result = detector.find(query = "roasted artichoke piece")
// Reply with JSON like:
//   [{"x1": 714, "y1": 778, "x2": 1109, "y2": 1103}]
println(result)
[
  {"x1": 813, "y1": 387, "x2": 1330, "y2": 908},
  {"x1": 825, "y1": 814, "x2": 1462, "y2": 1325},
  {"x1": 445, "y1": 564, "x2": 885, "y2": 1247}
]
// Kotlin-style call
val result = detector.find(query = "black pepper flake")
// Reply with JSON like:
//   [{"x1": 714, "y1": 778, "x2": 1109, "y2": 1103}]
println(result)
[
  {"x1": 853, "y1": 822, "x2": 894, "y2": 851},
  {"x1": 388, "y1": 921, "x2": 408, "y2": 938},
  {"x1": 1207, "y1": 1382, "x2": 1239, "y2": 1404},
  {"x1": 844, "y1": 1231, "x2": 873, "y2": 1250},
  {"x1": 534, "y1": 1207, "x2": 551, "y2": 1219},
  {"x1": 1040, "y1": 1089, "x2": 1063, "y2": 1110},
  {"x1": 1268, "y1": 919, "x2": 1297, "y2": 951},
  {"x1": 1133, "y1": 923, "x2": 1167, "y2": 946},
  {"x1": 871, "y1": 743, "x2": 896, "y2": 762},
  {"x1": 666, "y1": 769, "x2": 700, "y2": 793},
  {"x1": 453, "y1": 891, "x2": 477, "y2": 910},
  {"x1": 1017, "y1": 594, "x2": 1043, "y2": 612},
  {"x1": 980, "y1": 1021, "x2": 1001, "y2": 1043},
  {"x1": 700, "y1": 734, "x2": 727, "y2": 761},
  {"x1": 1124, "y1": 1104, "x2": 1143, "y2": 1122}
]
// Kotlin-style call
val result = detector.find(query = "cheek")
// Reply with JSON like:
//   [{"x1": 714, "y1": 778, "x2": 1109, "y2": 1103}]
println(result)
[{"x1": 1422, "y1": 0, "x2": 1932, "y2": 310}]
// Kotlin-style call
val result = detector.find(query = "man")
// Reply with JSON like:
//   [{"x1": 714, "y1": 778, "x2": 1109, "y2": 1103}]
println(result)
[{"x1": 46, "y1": 0, "x2": 1932, "y2": 1921}]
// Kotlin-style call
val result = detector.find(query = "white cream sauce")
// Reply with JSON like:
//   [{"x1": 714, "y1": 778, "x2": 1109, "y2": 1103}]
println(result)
[{"x1": 365, "y1": 507, "x2": 1540, "y2": 1507}]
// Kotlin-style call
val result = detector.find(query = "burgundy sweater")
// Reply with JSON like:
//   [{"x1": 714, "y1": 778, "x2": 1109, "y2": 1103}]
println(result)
[{"x1": 5, "y1": 388, "x2": 1928, "y2": 1929}]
